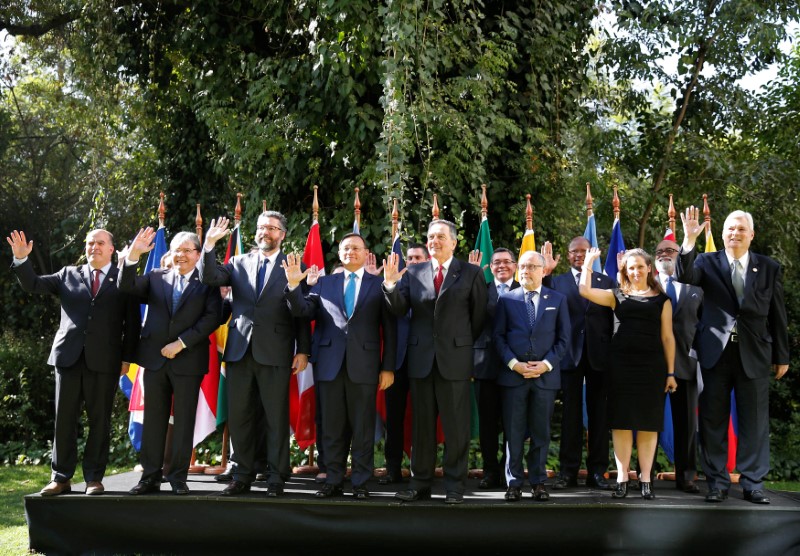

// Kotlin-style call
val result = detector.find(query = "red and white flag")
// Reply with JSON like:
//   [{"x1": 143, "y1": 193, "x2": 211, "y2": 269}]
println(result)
[{"x1": 288, "y1": 220, "x2": 325, "y2": 450}]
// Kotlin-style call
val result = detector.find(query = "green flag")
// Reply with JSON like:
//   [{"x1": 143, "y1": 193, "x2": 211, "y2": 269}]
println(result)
[{"x1": 474, "y1": 216, "x2": 494, "y2": 283}]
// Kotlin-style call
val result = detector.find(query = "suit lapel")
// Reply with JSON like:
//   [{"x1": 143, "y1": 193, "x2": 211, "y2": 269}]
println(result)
[
  {"x1": 438, "y1": 259, "x2": 460, "y2": 298},
  {"x1": 743, "y1": 251, "x2": 759, "y2": 304},
  {"x1": 82, "y1": 265, "x2": 94, "y2": 295},
  {"x1": 260, "y1": 253, "x2": 282, "y2": 300},
  {"x1": 245, "y1": 253, "x2": 259, "y2": 300},
  {"x1": 713, "y1": 251, "x2": 739, "y2": 303},
  {"x1": 94, "y1": 266, "x2": 119, "y2": 298},
  {"x1": 164, "y1": 270, "x2": 177, "y2": 313},
  {"x1": 351, "y1": 272, "x2": 374, "y2": 320},
  {"x1": 332, "y1": 272, "x2": 347, "y2": 316},
  {"x1": 175, "y1": 269, "x2": 199, "y2": 313}
]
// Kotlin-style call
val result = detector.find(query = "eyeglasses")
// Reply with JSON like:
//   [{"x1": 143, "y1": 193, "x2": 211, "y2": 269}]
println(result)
[
  {"x1": 256, "y1": 225, "x2": 283, "y2": 233},
  {"x1": 655, "y1": 248, "x2": 679, "y2": 256},
  {"x1": 491, "y1": 259, "x2": 516, "y2": 266},
  {"x1": 518, "y1": 264, "x2": 543, "y2": 271},
  {"x1": 173, "y1": 248, "x2": 198, "y2": 255}
]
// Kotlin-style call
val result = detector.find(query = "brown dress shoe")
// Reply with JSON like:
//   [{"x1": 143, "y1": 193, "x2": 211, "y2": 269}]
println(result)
[
  {"x1": 85, "y1": 481, "x2": 105, "y2": 496},
  {"x1": 532, "y1": 483, "x2": 550, "y2": 501},
  {"x1": 41, "y1": 480, "x2": 71, "y2": 496}
]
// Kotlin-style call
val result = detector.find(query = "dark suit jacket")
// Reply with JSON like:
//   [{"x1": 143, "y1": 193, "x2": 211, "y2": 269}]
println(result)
[
  {"x1": 200, "y1": 250, "x2": 311, "y2": 366},
  {"x1": 285, "y1": 271, "x2": 397, "y2": 384},
  {"x1": 676, "y1": 248, "x2": 789, "y2": 377},
  {"x1": 544, "y1": 271, "x2": 614, "y2": 371},
  {"x1": 118, "y1": 265, "x2": 222, "y2": 375},
  {"x1": 668, "y1": 281, "x2": 703, "y2": 380},
  {"x1": 473, "y1": 280, "x2": 520, "y2": 380},
  {"x1": 493, "y1": 286, "x2": 570, "y2": 390},
  {"x1": 12, "y1": 260, "x2": 139, "y2": 372},
  {"x1": 383, "y1": 258, "x2": 487, "y2": 380}
]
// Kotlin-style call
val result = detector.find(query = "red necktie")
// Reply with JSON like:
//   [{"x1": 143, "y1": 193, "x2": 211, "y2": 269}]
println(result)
[
  {"x1": 434, "y1": 265, "x2": 444, "y2": 295},
  {"x1": 91, "y1": 269, "x2": 101, "y2": 297}
]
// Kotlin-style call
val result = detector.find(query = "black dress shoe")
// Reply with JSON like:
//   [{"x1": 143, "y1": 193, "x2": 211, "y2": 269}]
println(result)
[
  {"x1": 221, "y1": 480, "x2": 251, "y2": 496},
  {"x1": 394, "y1": 488, "x2": 431, "y2": 502},
  {"x1": 171, "y1": 481, "x2": 190, "y2": 495},
  {"x1": 611, "y1": 482, "x2": 628, "y2": 499},
  {"x1": 532, "y1": 483, "x2": 549, "y2": 501},
  {"x1": 378, "y1": 472, "x2": 403, "y2": 485},
  {"x1": 353, "y1": 485, "x2": 370, "y2": 500},
  {"x1": 266, "y1": 484, "x2": 284, "y2": 498},
  {"x1": 129, "y1": 479, "x2": 160, "y2": 495},
  {"x1": 677, "y1": 480, "x2": 700, "y2": 494},
  {"x1": 314, "y1": 472, "x2": 327, "y2": 484},
  {"x1": 705, "y1": 488, "x2": 728, "y2": 503},
  {"x1": 315, "y1": 483, "x2": 344, "y2": 498},
  {"x1": 444, "y1": 491, "x2": 464, "y2": 505},
  {"x1": 504, "y1": 486, "x2": 522, "y2": 502},
  {"x1": 585, "y1": 473, "x2": 612, "y2": 490},
  {"x1": 552, "y1": 474, "x2": 577, "y2": 489},
  {"x1": 640, "y1": 482, "x2": 655, "y2": 500},
  {"x1": 743, "y1": 489, "x2": 770, "y2": 504}
]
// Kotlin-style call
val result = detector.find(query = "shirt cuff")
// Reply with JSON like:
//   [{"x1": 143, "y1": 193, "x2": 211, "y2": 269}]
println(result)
[
  {"x1": 508, "y1": 358, "x2": 519, "y2": 370},
  {"x1": 124, "y1": 257, "x2": 138, "y2": 266},
  {"x1": 384, "y1": 282, "x2": 396, "y2": 293},
  {"x1": 543, "y1": 359, "x2": 553, "y2": 371},
  {"x1": 12, "y1": 257, "x2": 27, "y2": 266},
  {"x1": 178, "y1": 337, "x2": 187, "y2": 349}
]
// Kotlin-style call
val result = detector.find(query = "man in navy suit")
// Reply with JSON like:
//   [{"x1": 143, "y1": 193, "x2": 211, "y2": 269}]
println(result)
[
  {"x1": 494, "y1": 251, "x2": 570, "y2": 501},
  {"x1": 472, "y1": 247, "x2": 519, "y2": 489},
  {"x1": 542, "y1": 237, "x2": 615, "y2": 490},
  {"x1": 120, "y1": 228, "x2": 222, "y2": 496},
  {"x1": 654, "y1": 238, "x2": 703, "y2": 493},
  {"x1": 8, "y1": 228, "x2": 139, "y2": 496},
  {"x1": 383, "y1": 219, "x2": 487, "y2": 504},
  {"x1": 380, "y1": 243, "x2": 430, "y2": 485},
  {"x1": 200, "y1": 213, "x2": 311, "y2": 497},
  {"x1": 284, "y1": 234, "x2": 397, "y2": 499},
  {"x1": 677, "y1": 208, "x2": 789, "y2": 504}
]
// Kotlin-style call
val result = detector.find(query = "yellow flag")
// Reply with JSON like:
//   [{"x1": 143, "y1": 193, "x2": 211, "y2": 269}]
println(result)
[
  {"x1": 515, "y1": 229, "x2": 536, "y2": 281},
  {"x1": 705, "y1": 225, "x2": 717, "y2": 253}
]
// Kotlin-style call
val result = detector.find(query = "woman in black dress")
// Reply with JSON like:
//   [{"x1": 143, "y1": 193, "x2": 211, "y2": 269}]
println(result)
[{"x1": 579, "y1": 247, "x2": 676, "y2": 500}]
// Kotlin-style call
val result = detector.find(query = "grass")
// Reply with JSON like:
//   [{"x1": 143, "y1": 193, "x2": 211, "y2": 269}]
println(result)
[
  {"x1": 0, "y1": 465, "x2": 797, "y2": 556},
  {"x1": 0, "y1": 465, "x2": 49, "y2": 556}
]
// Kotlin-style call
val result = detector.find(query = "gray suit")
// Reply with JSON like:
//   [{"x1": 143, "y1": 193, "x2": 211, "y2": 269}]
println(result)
[{"x1": 200, "y1": 250, "x2": 311, "y2": 486}]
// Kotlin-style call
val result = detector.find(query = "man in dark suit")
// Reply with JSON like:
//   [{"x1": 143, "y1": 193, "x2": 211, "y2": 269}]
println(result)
[
  {"x1": 7, "y1": 228, "x2": 139, "y2": 496},
  {"x1": 677, "y1": 207, "x2": 789, "y2": 504},
  {"x1": 654, "y1": 238, "x2": 703, "y2": 493},
  {"x1": 472, "y1": 247, "x2": 519, "y2": 489},
  {"x1": 284, "y1": 234, "x2": 397, "y2": 499},
  {"x1": 383, "y1": 219, "x2": 487, "y2": 504},
  {"x1": 200, "y1": 213, "x2": 311, "y2": 497},
  {"x1": 379, "y1": 243, "x2": 429, "y2": 485},
  {"x1": 120, "y1": 228, "x2": 222, "y2": 496},
  {"x1": 494, "y1": 251, "x2": 570, "y2": 501},
  {"x1": 542, "y1": 237, "x2": 614, "y2": 490}
]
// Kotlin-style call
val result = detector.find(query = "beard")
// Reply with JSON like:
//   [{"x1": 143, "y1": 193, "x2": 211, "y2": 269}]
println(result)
[{"x1": 655, "y1": 259, "x2": 675, "y2": 275}]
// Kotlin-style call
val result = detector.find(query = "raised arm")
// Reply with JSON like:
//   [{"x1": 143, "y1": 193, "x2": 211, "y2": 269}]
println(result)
[{"x1": 578, "y1": 248, "x2": 615, "y2": 308}]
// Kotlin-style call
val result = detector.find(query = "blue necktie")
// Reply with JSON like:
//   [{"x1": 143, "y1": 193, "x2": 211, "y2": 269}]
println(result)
[
  {"x1": 344, "y1": 272, "x2": 357, "y2": 318},
  {"x1": 666, "y1": 276, "x2": 678, "y2": 309},
  {"x1": 256, "y1": 258, "x2": 269, "y2": 295},
  {"x1": 172, "y1": 274, "x2": 185, "y2": 313},
  {"x1": 497, "y1": 283, "x2": 508, "y2": 296},
  {"x1": 526, "y1": 290, "x2": 537, "y2": 329}
]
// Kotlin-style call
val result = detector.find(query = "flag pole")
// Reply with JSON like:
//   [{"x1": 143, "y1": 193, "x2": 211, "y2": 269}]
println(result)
[
  {"x1": 391, "y1": 198, "x2": 399, "y2": 241},
  {"x1": 703, "y1": 193, "x2": 712, "y2": 238},
  {"x1": 305, "y1": 185, "x2": 319, "y2": 470},
  {"x1": 158, "y1": 192, "x2": 166, "y2": 228},
  {"x1": 354, "y1": 187, "x2": 361, "y2": 231},
  {"x1": 668, "y1": 194, "x2": 676, "y2": 237},
  {"x1": 480, "y1": 184, "x2": 488, "y2": 219},
  {"x1": 432, "y1": 193, "x2": 440, "y2": 220},
  {"x1": 586, "y1": 182, "x2": 594, "y2": 219},
  {"x1": 526, "y1": 193, "x2": 533, "y2": 232},
  {"x1": 612, "y1": 185, "x2": 620, "y2": 222}
]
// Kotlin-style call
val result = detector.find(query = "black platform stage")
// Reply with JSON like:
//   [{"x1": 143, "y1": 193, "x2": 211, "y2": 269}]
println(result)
[{"x1": 25, "y1": 471, "x2": 800, "y2": 555}]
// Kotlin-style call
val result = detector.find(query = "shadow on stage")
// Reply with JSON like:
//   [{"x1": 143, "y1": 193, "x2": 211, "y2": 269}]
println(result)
[{"x1": 25, "y1": 470, "x2": 800, "y2": 555}]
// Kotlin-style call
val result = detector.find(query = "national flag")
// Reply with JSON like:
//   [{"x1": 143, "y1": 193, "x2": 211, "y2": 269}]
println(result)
[
  {"x1": 603, "y1": 218, "x2": 625, "y2": 278},
  {"x1": 515, "y1": 228, "x2": 536, "y2": 282},
  {"x1": 217, "y1": 225, "x2": 242, "y2": 427},
  {"x1": 474, "y1": 215, "x2": 494, "y2": 283},
  {"x1": 663, "y1": 227, "x2": 676, "y2": 242},
  {"x1": 704, "y1": 220, "x2": 738, "y2": 472},
  {"x1": 119, "y1": 226, "x2": 169, "y2": 451},
  {"x1": 288, "y1": 220, "x2": 324, "y2": 451},
  {"x1": 658, "y1": 227, "x2": 678, "y2": 461},
  {"x1": 583, "y1": 213, "x2": 601, "y2": 272}
]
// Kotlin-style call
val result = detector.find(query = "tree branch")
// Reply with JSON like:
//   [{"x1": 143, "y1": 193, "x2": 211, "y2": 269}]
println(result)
[{"x1": 0, "y1": 10, "x2": 82, "y2": 37}]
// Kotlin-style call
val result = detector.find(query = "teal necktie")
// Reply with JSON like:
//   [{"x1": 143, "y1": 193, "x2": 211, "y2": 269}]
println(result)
[{"x1": 344, "y1": 272, "x2": 357, "y2": 318}]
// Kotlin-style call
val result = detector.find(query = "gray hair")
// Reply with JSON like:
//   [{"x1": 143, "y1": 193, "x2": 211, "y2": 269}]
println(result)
[
  {"x1": 170, "y1": 232, "x2": 202, "y2": 251},
  {"x1": 258, "y1": 211, "x2": 288, "y2": 233},
  {"x1": 723, "y1": 210, "x2": 754, "y2": 232},
  {"x1": 428, "y1": 219, "x2": 458, "y2": 241}
]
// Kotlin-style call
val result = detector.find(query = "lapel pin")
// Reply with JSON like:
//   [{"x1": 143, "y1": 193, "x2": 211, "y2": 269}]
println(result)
[
  {"x1": 543, "y1": 294, "x2": 549, "y2": 299},
  {"x1": 752, "y1": 268, "x2": 757, "y2": 272},
  {"x1": 108, "y1": 277, "x2": 114, "y2": 282}
]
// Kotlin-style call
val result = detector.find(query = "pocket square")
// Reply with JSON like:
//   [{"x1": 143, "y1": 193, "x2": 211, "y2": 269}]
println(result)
[{"x1": 545, "y1": 306, "x2": 556, "y2": 311}]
